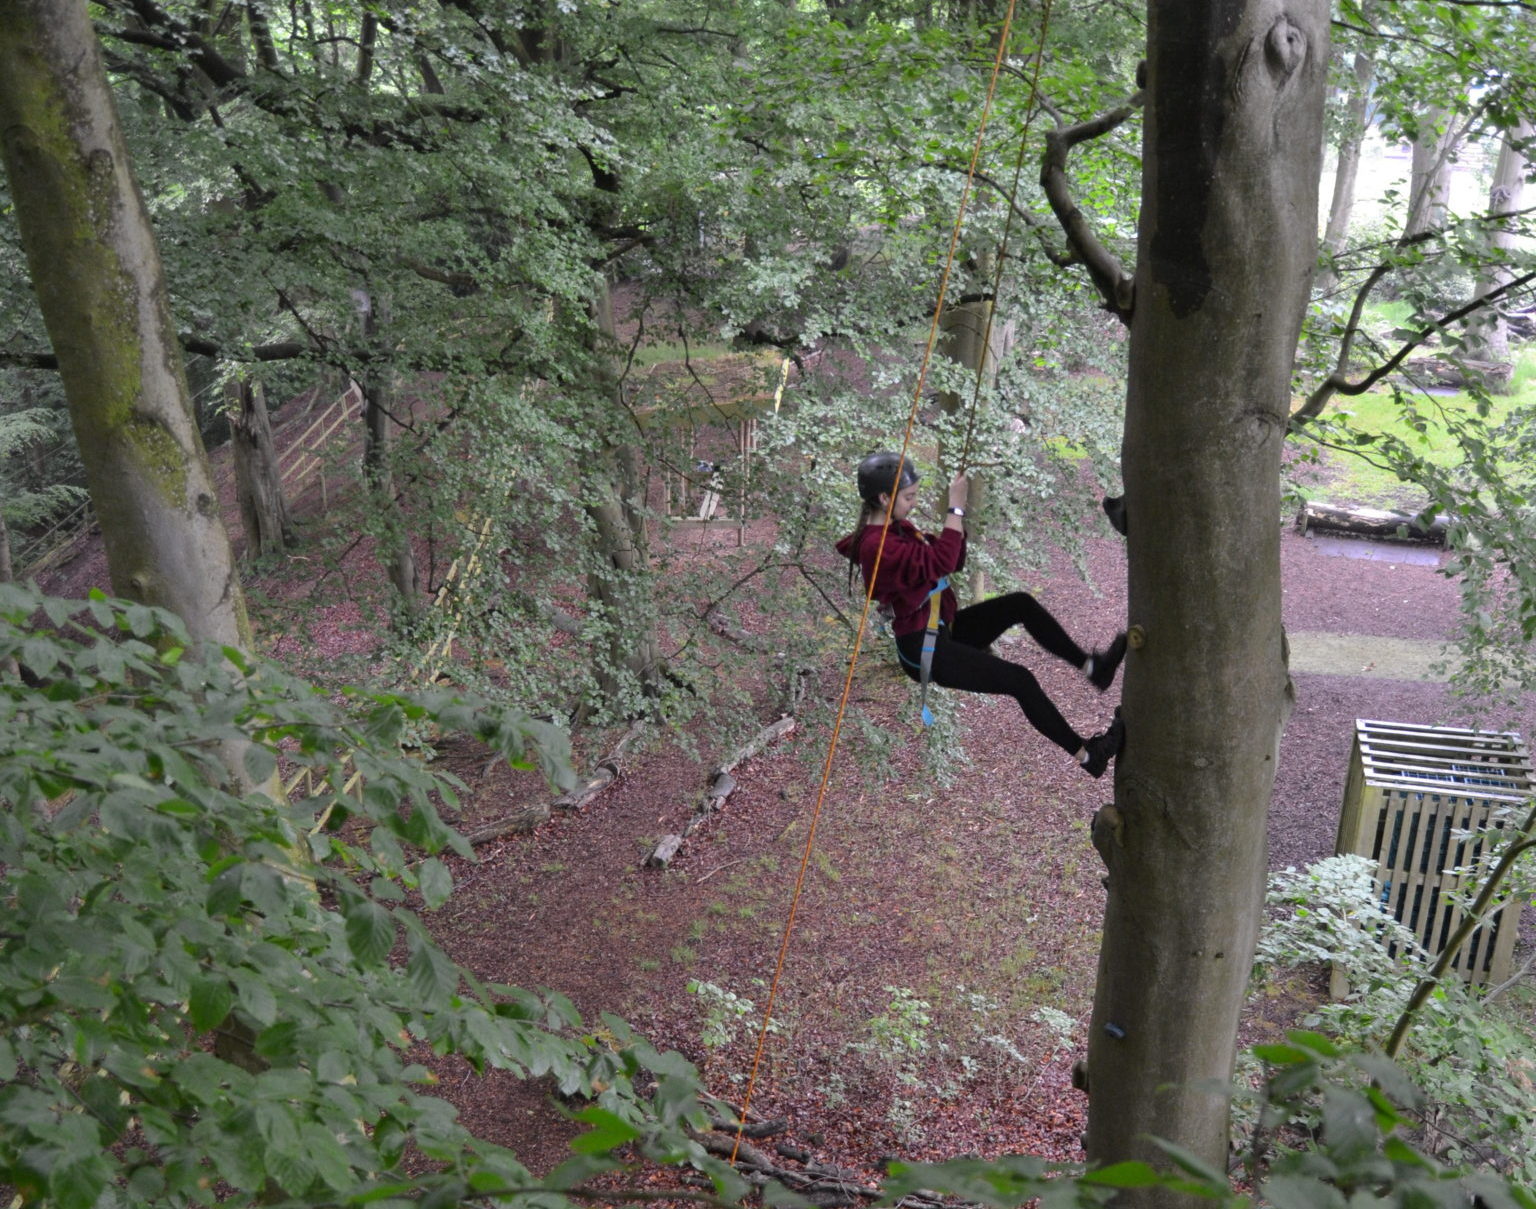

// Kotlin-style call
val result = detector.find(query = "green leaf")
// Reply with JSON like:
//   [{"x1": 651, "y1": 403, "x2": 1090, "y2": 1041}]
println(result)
[
  {"x1": 244, "y1": 742, "x2": 278, "y2": 786},
  {"x1": 1081, "y1": 1161, "x2": 1163, "y2": 1187},
  {"x1": 416, "y1": 857, "x2": 453, "y2": 909},
  {"x1": 569, "y1": 1106, "x2": 642, "y2": 1155},
  {"x1": 1253, "y1": 1042, "x2": 1314, "y2": 1066},
  {"x1": 1263, "y1": 1173, "x2": 1347, "y2": 1209},
  {"x1": 1285, "y1": 1029, "x2": 1341, "y2": 1058},
  {"x1": 1145, "y1": 1140, "x2": 1229, "y2": 1191},
  {"x1": 345, "y1": 900, "x2": 396, "y2": 965},
  {"x1": 48, "y1": 1153, "x2": 112, "y2": 1209},
  {"x1": 189, "y1": 977, "x2": 235, "y2": 1031},
  {"x1": 233, "y1": 968, "x2": 278, "y2": 1026}
]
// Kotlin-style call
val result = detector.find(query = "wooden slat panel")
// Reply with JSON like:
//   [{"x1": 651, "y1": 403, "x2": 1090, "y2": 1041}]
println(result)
[{"x1": 1338, "y1": 720, "x2": 1530, "y2": 991}]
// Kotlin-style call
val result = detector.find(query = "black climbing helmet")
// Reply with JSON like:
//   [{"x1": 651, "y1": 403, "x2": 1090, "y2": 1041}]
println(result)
[{"x1": 855, "y1": 451, "x2": 920, "y2": 507}]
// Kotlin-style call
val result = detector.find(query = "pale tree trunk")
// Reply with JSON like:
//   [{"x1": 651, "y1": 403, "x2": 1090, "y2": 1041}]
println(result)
[
  {"x1": 0, "y1": 505, "x2": 15, "y2": 679},
  {"x1": 1463, "y1": 120, "x2": 1531, "y2": 376},
  {"x1": 0, "y1": 0, "x2": 253, "y2": 652},
  {"x1": 584, "y1": 276, "x2": 663, "y2": 713},
  {"x1": 1083, "y1": 0, "x2": 1326, "y2": 1198},
  {"x1": 0, "y1": 506, "x2": 12, "y2": 587},
  {"x1": 359, "y1": 302, "x2": 421, "y2": 621},
  {"x1": 230, "y1": 377, "x2": 294, "y2": 558},
  {"x1": 1317, "y1": 46, "x2": 1375, "y2": 292},
  {"x1": 1405, "y1": 109, "x2": 1455, "y2": 238},
  {"x1": 937, "y1": 283, "x2": 1000, "y2": 597}
]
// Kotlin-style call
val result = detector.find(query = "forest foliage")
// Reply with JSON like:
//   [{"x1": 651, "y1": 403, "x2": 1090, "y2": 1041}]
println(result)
[{"x1": 1, "y1": 0, "x2": 1535, "y2": 1204}]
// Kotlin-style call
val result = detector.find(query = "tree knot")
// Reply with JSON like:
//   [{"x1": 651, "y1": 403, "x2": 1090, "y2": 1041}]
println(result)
[{"x1": 1264, "y1": 18, "x2": 1307, "y2": 82}]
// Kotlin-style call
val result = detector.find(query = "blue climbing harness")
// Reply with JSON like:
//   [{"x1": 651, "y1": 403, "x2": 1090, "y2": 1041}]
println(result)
[{"x1": 894, "y1": 576, "x2": 948, "y2": 727}]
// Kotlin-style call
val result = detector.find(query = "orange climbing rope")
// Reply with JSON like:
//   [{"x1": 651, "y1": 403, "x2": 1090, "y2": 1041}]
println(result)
[{"x1": 728, "y1": 0, "x2": 1056, "y2": 1163}]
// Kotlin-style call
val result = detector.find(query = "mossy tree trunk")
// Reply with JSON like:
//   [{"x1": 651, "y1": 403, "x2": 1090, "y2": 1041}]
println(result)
[
  {"x1": 583, "y1": 276, "x2": 663, "y2": 713},
  {"x1": 1405, "y1": 108, "x2": 1455, "y2": 238},
  {"x1": 1083, "y1": 0, "x2": 1326, "y2": 1200},
  {"x1": 359, "y1": 302, "x2": 421, "y2": 623},
  {"x1": 0, "y1": 0, "x2": 253, "y2": 652}
]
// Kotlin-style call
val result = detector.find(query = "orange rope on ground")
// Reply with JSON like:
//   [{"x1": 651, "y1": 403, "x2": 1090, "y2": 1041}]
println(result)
[{"x1": 728, "y1": 0, "x2": 1025, "y2": 1165}]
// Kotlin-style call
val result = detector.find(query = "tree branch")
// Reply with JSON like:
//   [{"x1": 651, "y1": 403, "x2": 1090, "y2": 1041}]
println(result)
[
  {"x1": 1292, "y1": 267, "x2": 1536, "y2": 426},
  {"x1": 1040, "y1": 94, "x2": 1143, "y2": 324},
  {"x1": 1, "y1": 336, "x2": 311, "y2": 371}
]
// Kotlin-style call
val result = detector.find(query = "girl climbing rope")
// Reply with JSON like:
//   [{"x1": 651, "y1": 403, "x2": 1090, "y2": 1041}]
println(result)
[{"x1": 836, "y1": 451, "x2": 1126, "y2": 777}]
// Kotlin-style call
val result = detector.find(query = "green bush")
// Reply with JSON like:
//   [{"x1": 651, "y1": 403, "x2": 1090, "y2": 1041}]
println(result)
[
  {"x1": 1256, "y1": 856, "x2": 1536, "y2": 1186},
  {"x1": 0, "y1": 586, "x2": 736, "y2": 1209}
]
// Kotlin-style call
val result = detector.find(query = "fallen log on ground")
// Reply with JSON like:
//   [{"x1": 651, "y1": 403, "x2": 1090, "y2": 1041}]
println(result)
[
  {"x1": 466, "y1": 720, "x2": 645, "y2": 844},
  {"x1": 683, "y1": 1117, "x2": 958, "y2": 1209},
  {"x1": 646, "y1": 715, "x2": 796, "y2": 867},
  {"x1": 1295, "y1": 500, "x2": 1449, "y2": 544}
]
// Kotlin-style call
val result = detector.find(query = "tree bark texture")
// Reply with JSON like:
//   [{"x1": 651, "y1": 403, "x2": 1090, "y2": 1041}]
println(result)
[
  {"x1": 0, "y1": 0, "x2": 253, "y2": 649},
  {"x1": 1405, "y1": 109, "x2": 1454, "y2": 238},
  {"x1": 359, "y1": 305, "x2": 421, "y2": 619},
  {"x1": 937, "y1": 289, "x2": 998, "y2": 596},
  {"x1": 1086, "y1": 0, "x2": 1327, "y2": 1197},
  {"x1": 1464, "y1": 120, "x2": 1531, "y2": 373},
  {"x1": 230, "y1": 378, "x2": 294, "y2": 557}
]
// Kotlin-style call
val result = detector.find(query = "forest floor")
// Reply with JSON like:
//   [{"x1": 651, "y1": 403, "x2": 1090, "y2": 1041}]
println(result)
[
  {"x1": 413, "y1": 507, "x2": 1536, "y2": 1182},
  {"x1": 36, "y1": 378, "x2": 1536, "y2": 1187}
]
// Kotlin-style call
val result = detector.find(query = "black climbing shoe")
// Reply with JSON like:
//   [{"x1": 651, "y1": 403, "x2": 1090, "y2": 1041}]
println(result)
[
  {"x1": 1081, "y1": 709, "x2": 1125, "y2": 779},
  {"x1": 1088, "y1": 631, "x2": 1128, "y2": 692},
  {"x1": 1102, "y1": 494, "x2": 1128, "y2": 537}
]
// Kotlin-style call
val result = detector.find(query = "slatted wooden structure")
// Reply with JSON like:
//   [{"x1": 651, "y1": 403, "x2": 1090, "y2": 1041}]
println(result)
[
  {"x1": 629, "y1": 351, "x2": 791, "y2": 538},
  {"x1": 1336, "y1": 719, "x2": 1532, "y2": 988}
]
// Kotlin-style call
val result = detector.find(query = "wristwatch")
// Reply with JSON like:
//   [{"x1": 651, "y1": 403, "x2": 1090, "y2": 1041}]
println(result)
[{"x1": 948, "y1": 506, "x2": 966, "y2": 517}]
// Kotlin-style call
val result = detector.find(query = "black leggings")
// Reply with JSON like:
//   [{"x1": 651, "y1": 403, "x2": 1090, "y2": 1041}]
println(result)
[{"x1": 894, "y1": 592, "x2": 1087, "y2": 754}]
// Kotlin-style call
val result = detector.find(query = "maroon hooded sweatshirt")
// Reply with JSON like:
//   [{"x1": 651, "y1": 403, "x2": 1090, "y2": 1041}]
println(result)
[{"x1": 835, "y1": 519, "x2": 967, "y2": 637}]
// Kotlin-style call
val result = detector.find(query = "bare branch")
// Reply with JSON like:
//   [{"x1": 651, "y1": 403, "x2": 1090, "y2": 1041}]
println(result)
[
  {"x1": 1293, "y1": 268, "x2": 1536, "y2": 426},
  {"x1": 1, "y1": 336, "x2": 310, "y2": 371},
  {"x1": 1040, "y1": 94, "x2": 1143, "y2": 324}
]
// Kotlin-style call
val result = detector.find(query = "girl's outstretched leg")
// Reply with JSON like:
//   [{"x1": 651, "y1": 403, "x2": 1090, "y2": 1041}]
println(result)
[{"x1": 951, "y1": 592, "x2": 1126, "y2": 691}]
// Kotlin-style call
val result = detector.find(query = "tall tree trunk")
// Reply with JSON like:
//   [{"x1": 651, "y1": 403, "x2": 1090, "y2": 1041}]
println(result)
[
  {"x1": 1317, "y1": 47, "x2": 1375, "y2": 292},
  {"x1": 0, "y1": 0, "x2": 254, "y2": 652},
  {"x1": 1083, "y1": 0, "x2": 1326, "y2": 1198},
  {"x1": 230, "y1": 377, "x2": 294, "y2": 558},
  {"x1": 359, "y1": 301, "x2": 421, "y2": 621},
  {"x1": 583, "y1": 276, "x2": 663, "y2": 714},
  {"x1": 0, "y1": 505, "x2": 16, "y2": 679},
  {"x1": 938, "y1": 283, "x2": 998, "y2": 597},
  {"x1": 0, "y1": 505, "x2": 12, "y2": 588},
  {"x1": 1405, "y1": 108, "x2": 1455, "y2": 238},
  {"x1": 1463, "y1": 120, "x2": 1531, "y2": 377}
]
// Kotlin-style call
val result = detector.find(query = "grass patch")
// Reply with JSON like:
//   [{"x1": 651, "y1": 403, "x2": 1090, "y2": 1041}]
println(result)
[
  {"x1": 1294, "y1": 344, "x2": 1536, "y2": 509},
  {"x1": 626, "y1": 340, "x2": 735, "y2": 367}
]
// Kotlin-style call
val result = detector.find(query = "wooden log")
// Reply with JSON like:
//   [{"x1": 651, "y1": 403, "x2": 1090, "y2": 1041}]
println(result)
[
  {"x1": 646, "y1": 834, "x2": 684, "y2": 867},
  {"x1": 645, "y1": 715, "x2": 796, "y2": 867},
  {"x1": 1295, "y1": 500, "x2": 1449, "y2": 544},
  {"x1": 718, "y1": 716, "x2": 796, "y2": 775},
  {"x1": 467, "y1": 721, "x2": 645, "y2": 846}
]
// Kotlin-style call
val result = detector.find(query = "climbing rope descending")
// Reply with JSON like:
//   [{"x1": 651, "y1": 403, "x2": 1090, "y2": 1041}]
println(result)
[
  {"x1": 728, "y1": 0, "x2": 1054, "y2": 1163},
  {"x1": 959, "y1": 0, "x2": 1055, "y2": 471}
]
